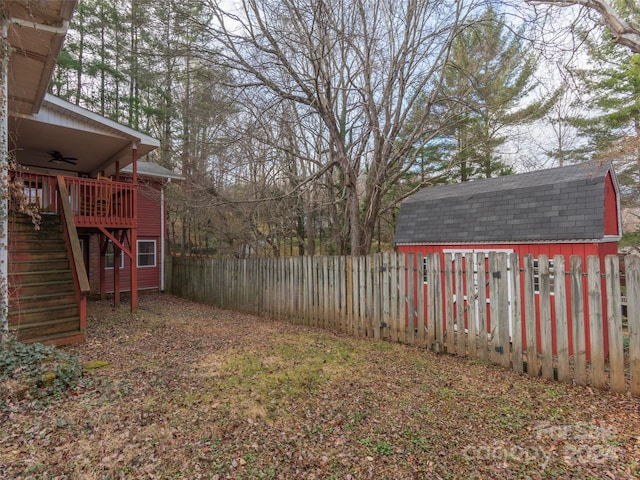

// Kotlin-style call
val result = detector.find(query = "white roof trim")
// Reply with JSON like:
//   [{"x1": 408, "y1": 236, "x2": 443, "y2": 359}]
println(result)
[
  {"x1": 121, "y1": 161, "x2": 185, "y2": 181},
  {"x1": 396, "y1": 238, "x2": 618, "y2": 246},
  {"x1": 42, "y1": 94, "x2": 160, "y2": 148}
]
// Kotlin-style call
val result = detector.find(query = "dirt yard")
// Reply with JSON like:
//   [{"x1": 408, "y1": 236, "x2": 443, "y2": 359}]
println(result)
[{"x1": 1, "y1": 294, "x2": 639, "y2": 479}]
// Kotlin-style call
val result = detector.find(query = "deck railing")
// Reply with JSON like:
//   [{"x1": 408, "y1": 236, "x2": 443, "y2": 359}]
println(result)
[{"x1": 10, "y1": 171, "x2": 135, "y2": 228}]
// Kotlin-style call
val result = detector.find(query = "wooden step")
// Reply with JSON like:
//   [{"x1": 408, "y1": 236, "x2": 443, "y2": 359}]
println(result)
[
  {"x1": 9, "y1": 238, "x2": 66, "y2": 249},
  {"x1": 9, "y1": 269, "x2": 73, "y2": 283},
  {"x1": 9, "y1": 279, "x2": 76, "y2": 297},
  {"x1": 19, "y1": 330, "x2": 86, "y2": 347},
  {"x1": 8, "y1": 303, "x2": 79, "y2": 325},
  {"x1": 11, "y1": 316, "x2": 81, "y2": 339},
  {"x1": 10, "y1": 291, "x2": 77, "y2": 311},
  {"x1": 9, "y1": 259, "x2": 72, "y2": 273},
  {"x1": 9, "y1": 250, "x2": 68, "y2": 262}
]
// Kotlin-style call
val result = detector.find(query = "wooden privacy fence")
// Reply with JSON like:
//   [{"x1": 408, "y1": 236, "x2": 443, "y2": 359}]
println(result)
[{"x1": 168, "y1": 252, "x2": 640, "y2": 397}]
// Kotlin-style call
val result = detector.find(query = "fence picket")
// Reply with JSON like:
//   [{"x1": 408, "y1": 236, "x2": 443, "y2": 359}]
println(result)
[
  {"x1": 417, "y1": 254, "x2": 425, "y2": 346},
  {"x1": 359, "y1": 256, "x2": 367, "y2": 337},
  {"x1": 570, "y1": 256, "x2": 587, "y2": 386},
  {"x1": 605, "y1": 255, "x2": 625, "y2": 393},
  {"x1": 588, "y1": 256, "x2": 606, "y2": 389},
  {"x1": 444, "y1": 253, "x2": 454, "y2": 354},
  {"x1": 476, "y1": 253, "x2": 488, "y2": 362},
  {"x1": 490, "y1": 252, "x2": 510, "y2": 368},
  {"x1": 407, "y1": 253, "x2": 415, "y2": 345},
  {"x1": 539, "y1": 254, "x2": 554, "y2": 380},
  {"x1": 383, "y1": 252, "x2": 391, "y2": 341},
  {"x1": 398, "y1": 254, "x2": 407, "y2": 344},
  {"x1": 465, "y1": 254, "x2": 477, "y2": 358},
  {"x1": 523, "y1": 255, "x2": 538, "y2": 377},
  {"x1": 554, "y1": 255, "x2": 570, "y2": 382},
  {"x1": 426, "y1": 254, "x2": 437, "y2": 350},
  {"x1": 626, "y1": 255, "x2": 640, "y2": 396},
  {"x1": 455, "y1": 254, "x2": 465, "y2": 356},
  {"x1": 390, "y1": 254, "x2": 399, "y2": 342},
  {"x1": 509, "y1": 253, "x2": 523, "y2": 374}
]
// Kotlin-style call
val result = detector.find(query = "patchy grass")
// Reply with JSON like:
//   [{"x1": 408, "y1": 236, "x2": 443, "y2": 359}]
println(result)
[{"x1": 1, "y1": 294, "x2": 639, "y2": 479}]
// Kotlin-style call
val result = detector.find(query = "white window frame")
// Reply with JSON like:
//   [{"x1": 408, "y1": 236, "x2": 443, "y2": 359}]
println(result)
[
  {"x1": 533, "y1": 258, "x2": 555, "y2": 295},
  {"x1": 137, "y1": 240, "x2": 157, "y2": 268},
  {"x1": 105, "y1": 241, "x2": 124, "y2": 270}
]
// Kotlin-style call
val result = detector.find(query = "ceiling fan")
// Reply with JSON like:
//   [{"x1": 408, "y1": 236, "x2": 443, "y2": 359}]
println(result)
[{"x1": 49, "y1": 151, "x2": 78, "y2": 165}]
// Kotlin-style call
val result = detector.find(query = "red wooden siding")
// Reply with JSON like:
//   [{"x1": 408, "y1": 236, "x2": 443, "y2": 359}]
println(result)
[
  {"x1": 93, "y1": 181, "x2": 163, "y2": 293},
  {"x1": 398, "y1": 241, "x2": 617, "y2": 359},
  {"x1": 604, "y1": 172, "x2": 620, "y2": 236}
]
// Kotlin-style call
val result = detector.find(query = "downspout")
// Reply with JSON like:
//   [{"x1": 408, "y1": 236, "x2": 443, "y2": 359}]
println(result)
[
  {"x1": 130, "y1": 144, "x2": 138, "y2": 311},
  {"x1": 0, "y1": 19, "x2": 8, "y2": 341},
  {"x1": 160, "y1": 181, "x2": 166, "y2": 291}
]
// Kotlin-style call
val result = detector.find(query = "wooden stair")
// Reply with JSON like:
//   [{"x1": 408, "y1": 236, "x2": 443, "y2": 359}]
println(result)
[{"x1": 8, "y1": 213, "x2": 85, "y2": 345}]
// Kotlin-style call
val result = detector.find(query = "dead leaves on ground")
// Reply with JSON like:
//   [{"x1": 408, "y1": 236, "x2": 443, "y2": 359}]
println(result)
[{"x1": 1, "y1": 294, "x2": 639, "y2": 479}]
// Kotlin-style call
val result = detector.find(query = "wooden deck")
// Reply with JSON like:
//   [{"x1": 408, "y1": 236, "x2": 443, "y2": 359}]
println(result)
[{"x1": 12, "y1": 171, "x2": 135, "y2": 228}]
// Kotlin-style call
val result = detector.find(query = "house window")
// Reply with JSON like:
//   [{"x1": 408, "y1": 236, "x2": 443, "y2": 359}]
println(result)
[
  {"x1": 533, "y1": 258, "x2": 555, "y2": 294},
  {"x1": 138, "y1": 240, "x2": 156, "y2": 267},
  {"x1": 105, "y1": 241, "x2": 124, "y2": 269}
]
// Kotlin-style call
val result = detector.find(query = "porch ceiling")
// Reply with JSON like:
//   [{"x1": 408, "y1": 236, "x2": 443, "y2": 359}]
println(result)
[
  {"x1": 5, "y1": 0, "x2": 77, "y2": 115},
  {"x1": 10, "y1": 94, "x2": 160, "y2": 177}
]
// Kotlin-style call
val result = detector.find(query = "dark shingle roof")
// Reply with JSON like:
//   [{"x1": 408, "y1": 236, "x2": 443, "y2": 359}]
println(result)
[{"x1": 395, "y1": 162, "x2": 615, "y2": 244}]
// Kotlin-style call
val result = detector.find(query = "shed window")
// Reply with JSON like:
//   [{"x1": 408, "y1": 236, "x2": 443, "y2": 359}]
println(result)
[
  {"x1": 533, "y1": 258, "x2": 554, "y2": 294},
  {"x1": 138, "y1": 240, "x2": 156, "y2": 267}
]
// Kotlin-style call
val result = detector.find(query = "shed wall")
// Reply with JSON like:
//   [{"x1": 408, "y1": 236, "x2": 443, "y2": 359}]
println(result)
[{"x1": 397, "y1": 241, "x2": 617, "y2": 359}]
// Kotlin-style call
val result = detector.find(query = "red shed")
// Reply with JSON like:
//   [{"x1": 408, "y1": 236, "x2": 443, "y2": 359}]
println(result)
[{"x1": 395, "y1": 162, "x2": 621, "y2": 357}]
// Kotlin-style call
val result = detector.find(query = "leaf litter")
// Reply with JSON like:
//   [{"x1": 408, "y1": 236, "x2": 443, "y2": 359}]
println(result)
[{"x1": 1, "y1": 293, "x2": 638, "y2": 479}]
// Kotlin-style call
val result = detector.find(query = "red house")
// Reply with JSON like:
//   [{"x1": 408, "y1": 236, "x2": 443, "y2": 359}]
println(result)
[
  {"x1": 395, "y1": 162, "x2": 622, "y2": 355},
  {"x1": 3, "y1": 1, "x2": 180, "y2": 345}
]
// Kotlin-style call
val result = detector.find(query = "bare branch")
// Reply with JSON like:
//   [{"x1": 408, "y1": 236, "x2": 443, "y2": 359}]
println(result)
[{"x1": 526, "y1": 0, "x2": 640, "y2": 52}]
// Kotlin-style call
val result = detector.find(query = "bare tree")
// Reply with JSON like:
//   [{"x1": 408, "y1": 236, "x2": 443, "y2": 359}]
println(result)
[{"x1": 186, "y1": 0, "x2": 485, "y2": 255}]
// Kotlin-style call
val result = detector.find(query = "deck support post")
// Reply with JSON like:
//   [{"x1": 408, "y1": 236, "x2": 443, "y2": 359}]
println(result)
[{"x1": 99, "y1": 235, "x2": 107, "y2": 300}]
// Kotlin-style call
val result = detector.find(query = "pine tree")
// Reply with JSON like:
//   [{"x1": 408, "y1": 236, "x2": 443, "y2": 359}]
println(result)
[{"x1": 426, "y1": 8, "x2": 557, "y2": 181}]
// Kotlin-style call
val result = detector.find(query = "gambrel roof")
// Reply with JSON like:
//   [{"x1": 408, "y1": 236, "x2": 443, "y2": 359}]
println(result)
[{"x1": 395, "y1": 162, "x2": 620, "y2": 245}]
